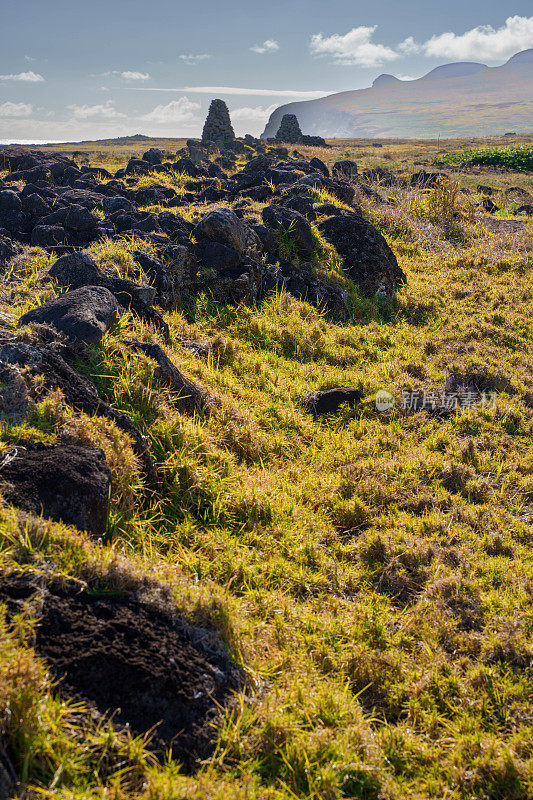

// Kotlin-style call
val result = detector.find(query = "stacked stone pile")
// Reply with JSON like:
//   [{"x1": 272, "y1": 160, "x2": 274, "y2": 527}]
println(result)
[
  {"x1": 201, "y1": 99, "x2": 235, "y2": 144},
  {"x1": 274, "y1": 114, "x2": 328, "y2": 147}
]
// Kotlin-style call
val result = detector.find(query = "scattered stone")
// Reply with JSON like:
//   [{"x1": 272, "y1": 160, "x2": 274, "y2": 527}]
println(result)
[
  {"x1": 19, "y1": 286, "x2": 118, "y2": 343},
  {"x1": 0, "y1": 444, "x2": 111, "y2": 537},
  {"x1": 303, "y1": 388, "x2": 365, "y2": 417}
]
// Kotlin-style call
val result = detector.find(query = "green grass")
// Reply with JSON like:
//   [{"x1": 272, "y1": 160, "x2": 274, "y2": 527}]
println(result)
[
  {"x1": 0, "y1": 141, "x2": 532, "y2": 800},
  {"x1": 435, "y1": 145, "x2": 533, "y2": 173}
]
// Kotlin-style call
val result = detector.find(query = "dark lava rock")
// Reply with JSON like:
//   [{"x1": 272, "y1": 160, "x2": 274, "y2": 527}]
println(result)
[
  {"x1": 0, "y1": 574, "x2": 240, "y2": 772},
  {"x1": 30, "y1": 225, "x2": 70, "y2": 248},
  {"x1": 282, "y1": 195, "x2": 316, "y2": 221},
  {"x1": 310, "y1": 157, "x2": 329, "y2": 176},
  {"x1": 410, "y1": 170, "x2": 446, "y2": 188},
  {"x1": 19, "y1": 285, "x2": 118, "y2": 343},
  {"x1": 303, "y1": 387, "x2": 364, "y2": 417},
  {"x1": 270, "y1": 260, "x2": 348, "y2": 319},
  {"x1": 262, "y1": 204, "x2": 315, "y2": 257},
  {"x1": 477, "y1": 185, "x2": 493, "y2": 195},
  {"x1": 0, "y1": 236, "x2": 17, "y2": 268},
  {"x1": 481, "y1": 198, "x2": 499, "y2": 214},
  {"x1": 0, "y1": 336, "x2": 157, "y2": 483},
  {"x1": 102, "y1": 196, "x2": 134, "y2": 215},
  {"x1": 65, "y1": 204, "x2": 99, "y2": 231},
  {"x1": 516, "y1": 204, "x2": 533, "y2": 216},
  {"x1": 317, "y1": 212, "x2": 406, "y2": 297},
  {"x1": 251, "y1": 224, "x2": 278, "y2": 259},
  {"x1": 194, "y1": 208, "x2": 260, "y2": 257},
  {"x1": 243, "y1": 155, "x2": 272, "y2": 173},
  {"x1": 46, "y1": 251, "x2": 166, "y2": 336},
  {"x1": 0, "y1": 444, "x2": 111, "y2": 536},
  {"x1": 142, "y1": 147, "x2": 163, "y2": 165},
  {"x1": 201, "y1": 241, "x2": 243, "y2": 270},
  {"x1": 0, "y1": 190, "x2": 22, "y2": 211},
  {"x1": 21, "y1": 192, "x2": 51, "y2": 216},
  {"x1": 333, "y1": 160, "x2": 358, "y2": 180},
  {"x1": 240, "y1": 185, "x2": 273, "y2": 202}
]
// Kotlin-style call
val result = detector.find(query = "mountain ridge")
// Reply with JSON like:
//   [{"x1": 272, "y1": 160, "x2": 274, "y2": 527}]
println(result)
[{"x1": 262, "y1": 50, "x2": 533, "y2": 139}]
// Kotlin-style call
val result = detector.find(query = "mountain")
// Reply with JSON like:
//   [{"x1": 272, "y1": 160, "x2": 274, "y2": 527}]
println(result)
[{"x1": 262, "y1": 50, "x2": 533, "y2": 139}]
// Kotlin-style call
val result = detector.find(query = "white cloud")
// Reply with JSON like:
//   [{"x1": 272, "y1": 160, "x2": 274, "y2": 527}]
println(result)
[
  {"x1": 67, "y1": 100, "x2": 126, "y2": 120},
  {"x1": 0, "y1": 101, "x2": 34, "y2": 117},
  {"x1": 130, "y1": 85, "x2": 333, "y2": 98},
  {"x1": 250, "y1": 39, "x2": 280, "y2": 54},
  {"x1": 93, "y1": 70, "x2": 150, "y2": 80},
  {"x1": 310, "y1": 26, "x2": 399, "y2": 67},
  {"x1": 0, "y1": 71, "x2": 44, "y2": 82},
  {"x1": 230, "y1": 104, "x2": 278, "y2": 136},
  {"x1": 398, "y1": 36, "x2": 420, "y2": 55},
  {"x1": 140, "y1": 97, "x2": 201, "y2": 124},
  {"x1": 420, "y1": 15, "x2": 533, "y2": 61},
  {"x1": 120, "y1": 70, "x2": 150, "y2": 80},
  {"x1": 179, "y1": 54, "x2": 211, "y2": 65},
  {"x1": 231, "y1": 104, "x2": 278, "y2": 122}
]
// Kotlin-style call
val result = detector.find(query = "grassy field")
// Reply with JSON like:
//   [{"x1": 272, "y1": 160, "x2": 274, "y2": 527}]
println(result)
[{"x1": 0, "y1": 138, "x2": 532, "y2": 799}]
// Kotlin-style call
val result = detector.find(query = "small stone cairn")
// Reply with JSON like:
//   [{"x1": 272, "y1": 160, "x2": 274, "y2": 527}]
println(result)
[
  {"x1": 275, "y1": 114, "x2": 303, "y2": 143},
  {"x1": 274, "y1": 113, "x2": 328, "y2": 147},
  {"x1": 201, "y1": 99, "x2": 235, "y2": 144}
]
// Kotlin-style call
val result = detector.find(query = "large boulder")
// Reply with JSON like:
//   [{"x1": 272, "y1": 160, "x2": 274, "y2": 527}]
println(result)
[
  {"x1": 333, "y1": 160, "x2": 358, "y2": 180},
  {"x1": 317, "y1": 212, "x2": 406, "y2": 297},
  {"x1": 19, "y1": 285, "x2": 118, "y2": 343},
  {"x1": 194, "y1": 208, "x2": 261, "y2": 257},
  {"x1": 262, "y1": 205, "x2": 315, "y2": 257},
  {"x1": 0, "y1": 444, "x2": 111, "y2": 537}
]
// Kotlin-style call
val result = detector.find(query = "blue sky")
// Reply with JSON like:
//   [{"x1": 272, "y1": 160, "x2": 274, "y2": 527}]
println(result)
[{"x1": 1, "y1": 0, "x2": 532, "y2": 142}]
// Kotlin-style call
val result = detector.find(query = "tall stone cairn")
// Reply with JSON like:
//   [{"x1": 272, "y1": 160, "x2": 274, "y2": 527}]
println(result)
[
  {"x1": 275, "y1": 114, "x2": 303, "y2": 144},
  {"x1": 201, "y1": 99, "x2": 235, "y2": 143}
]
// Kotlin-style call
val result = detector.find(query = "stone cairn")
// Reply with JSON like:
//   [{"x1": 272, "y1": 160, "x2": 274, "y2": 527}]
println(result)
[
  {"x1": 275, "y1": 114, "x2": 303, "y2": 144},
  {"x1": 201, "y1": 99, "x2": 235, "y2": 144},
  {"x1": 274, "y1": 113, "x2": 328, "y2": 147}
]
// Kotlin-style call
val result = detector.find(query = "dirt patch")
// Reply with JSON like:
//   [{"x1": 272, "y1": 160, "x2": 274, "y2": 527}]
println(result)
[{"x1": 0, "y1": 573, "x2": 240, "y2": 772}]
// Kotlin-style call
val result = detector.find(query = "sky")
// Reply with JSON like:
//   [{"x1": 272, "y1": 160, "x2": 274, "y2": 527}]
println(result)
[{"x1": 1, "y1": 0, "x2": 532, "y2": 142}]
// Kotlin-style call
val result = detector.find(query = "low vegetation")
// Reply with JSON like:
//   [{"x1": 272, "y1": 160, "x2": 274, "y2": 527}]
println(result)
[
  {"x1": 435, "y1": 144, "x2": 533, "y2": 172},
  {"x1": 0, "y1": 136, "x2": 532, "y2": 800}
]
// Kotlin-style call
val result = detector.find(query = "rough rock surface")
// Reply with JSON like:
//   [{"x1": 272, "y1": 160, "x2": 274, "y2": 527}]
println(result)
[
  {"x1": 194, "y1": 208, "x2": 260, "y2": 257},
  {"x1": 0, "y1": 444, "x2": 111, "y2": 536},
  {"x1": 317, "y1": 212, "x2": 406, "y2": 297},
  {"x1": 262, "y1": 204, "x2": 315, "y2": 257},
  {"x1": 19, "y1": 285, "x2": 118, "y2": 343},
  {"x1": 0, "y1": 574, "x2": 240, "y2": 772}
]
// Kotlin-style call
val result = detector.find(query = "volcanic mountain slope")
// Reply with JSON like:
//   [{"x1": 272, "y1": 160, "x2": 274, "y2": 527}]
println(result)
[{"x1": 262, "y1": 49, "x2": 533, "y2": 139}]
